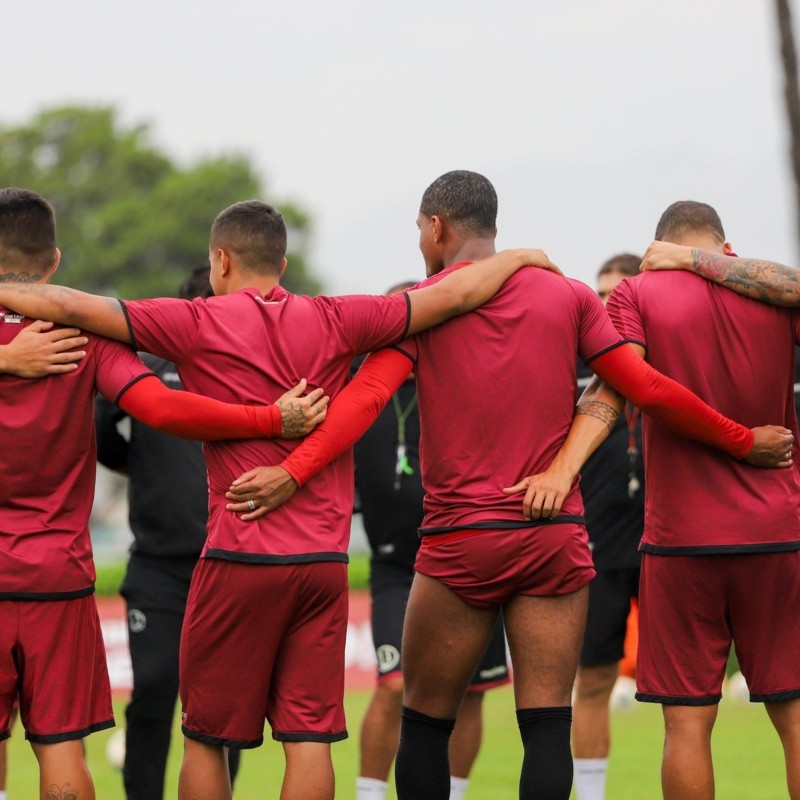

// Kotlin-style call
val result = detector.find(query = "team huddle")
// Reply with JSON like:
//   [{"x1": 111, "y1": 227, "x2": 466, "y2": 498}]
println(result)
[{"x1": 0, "y1": 171, "x2": 799, "y2": 800}]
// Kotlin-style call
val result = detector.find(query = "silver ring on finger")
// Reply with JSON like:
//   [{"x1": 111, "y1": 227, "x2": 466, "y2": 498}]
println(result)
[{"x1": 247, "y1": 500, "x2": 256, "y2": 511}]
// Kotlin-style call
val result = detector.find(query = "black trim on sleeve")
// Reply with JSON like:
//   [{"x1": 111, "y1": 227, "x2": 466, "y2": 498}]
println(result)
[
  {"x1": 640, "y1": 541, "x2": 800, "y2": 556},
  {"x1": 401, "y1": 291, "x2": 412, "y2": 339},
  {"x1": 112, "y1": 371, "x2": 156, "y2": 406},
  {"x1": 389, "y1": 343, "x2": 416, "y2": 368},
  {"x1": 119, "y1": 300, "x2": 139, "y2": 349},
  {"x1": 182, "y1": 725, "x2": 264, "y2": 750},
  {"x1": 749, "y1": 687, "x2": 800, "y2": 703},
  {"x1": 204, "y1": 549, "x2": 349, "y2": 565},
  {"x1": 635, "y1": 692, "x2": 721, "y2": 706},
  {"x1": 583, "y1": 338, "x2": 643, "y2": 367},
  {"x1": 0, "y1": 586, "x2": 95, "y2": 601},
  {"x1": 274, "y1": 729, "x2": 349, "y2": 743},
  {"x1": 26, "y1": 718, "x2": 115, "y2": 743},
  {"x1": 419, "y1": 515, "x2": 586, "y2": 537}
]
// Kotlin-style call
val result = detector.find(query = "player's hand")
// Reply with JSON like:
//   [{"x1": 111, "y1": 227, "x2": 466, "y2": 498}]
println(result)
[
  {"x1": 639, "y1": 241, "x2": 694, "y2": 272},
  {"x1": 226, "y1": 466, "x2": 298, "y2": 520},
  {"x1": 513, "y1": 248, "x2": 562, "y2": 276},
  {"x1": 502, "y1": 465, "x2": 574, "y2": 520},
  {"x1": 744, "y1": 425, "x2": 794, "y2": 468},
  {"x1": 275, "y1": 378, "x2": 329, "y2": 438},
  {"x1": 0, "y1": 320, "x2": 87, "y2": 377}
]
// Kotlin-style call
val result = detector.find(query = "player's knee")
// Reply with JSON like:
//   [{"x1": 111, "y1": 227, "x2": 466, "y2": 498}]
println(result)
[
  {"x1": 575, "y1": 663, "x2": 619, "y2": 702},
  {"x1": 375, "y1": 676, "x2": 405, "y2": 704}
]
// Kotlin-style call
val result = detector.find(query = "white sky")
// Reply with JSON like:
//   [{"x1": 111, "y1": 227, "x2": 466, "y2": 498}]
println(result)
[{"x1": 6, "y1": 0, "x2": 799, "y2": 294}]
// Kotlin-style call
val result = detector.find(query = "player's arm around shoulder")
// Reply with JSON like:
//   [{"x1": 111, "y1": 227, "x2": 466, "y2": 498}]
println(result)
[
  {"x1": 0, "y1": 320, "x2": 87, "y2": 377},
  {"x1": 0, "y1": 283, "x2": 131, "y2": 343},
  {"x1": 406, "y1": 248, "x2": 560, "y2": 334}
]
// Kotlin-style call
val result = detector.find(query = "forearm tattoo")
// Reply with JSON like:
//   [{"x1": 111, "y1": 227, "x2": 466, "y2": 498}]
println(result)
[
  {"x1": 575, "y1": 400, "x2": 620, "y2": 432},
  {"x1": 692, "y1": 249, "x2": 800, "y2": 307}
]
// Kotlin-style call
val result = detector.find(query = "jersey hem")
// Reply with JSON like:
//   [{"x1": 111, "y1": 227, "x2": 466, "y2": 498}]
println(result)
[
  {"x1": 640, "y1": 541, "x2": 800, "y2": 556},
  {"x1": 389, "y1": 343, "x2": 416, "y2": 367},
  {"x1": 113, "y1": 371, "x2": 154, "y2": 405},
  {"x1": 583, "y1": 338, "x2": 636, "y2": 366},
  {"x1": 26, "y1": 718, "x2": 115, "y2": 743},
  {"x1": 0, "y1": 586, "x2": 95, "y2": 601},
  {"x1": 119, "y1": 300, "x2": 138, "y2": 349},
  {"x1": 204, "y1": 549, "x2": 349, "y2": 565}
]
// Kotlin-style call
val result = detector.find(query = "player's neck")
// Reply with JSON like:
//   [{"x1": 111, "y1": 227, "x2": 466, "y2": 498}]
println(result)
[
  {"x1": 224, "y1": 274, "x2": 281, "y2": 295},
  {"x1": 445, "y1": 239, "x2": 496, "y2": 268}
]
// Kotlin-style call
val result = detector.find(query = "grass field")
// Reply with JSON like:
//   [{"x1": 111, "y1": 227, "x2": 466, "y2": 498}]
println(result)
[{"x1": 6, "y1": 688, "x2": 789, "y2": 799}]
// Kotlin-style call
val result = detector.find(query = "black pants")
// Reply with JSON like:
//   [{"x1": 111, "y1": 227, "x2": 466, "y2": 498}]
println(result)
[{"x1": 121, "y1": 554, "x2": 241, "y2": 799}]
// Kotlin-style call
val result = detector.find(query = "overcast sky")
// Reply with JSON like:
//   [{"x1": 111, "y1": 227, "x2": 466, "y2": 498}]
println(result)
[{"x1": 6, "y1": 1, "x2": 798, "y2": 294}]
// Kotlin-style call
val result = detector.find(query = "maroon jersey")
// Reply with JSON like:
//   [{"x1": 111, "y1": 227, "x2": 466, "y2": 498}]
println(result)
[
  {"x1": 395, "y1": 263, "x2": 625, "y2": 532},
  {"x1": 122, "y1": 286, "x2": 409, "y2": 562},
  {"x1": 607, "y1": 271, "x2": 800, "y2": 553},
  {"x1": 0, "y1": 309, "x2": 151, "y2": 598}
]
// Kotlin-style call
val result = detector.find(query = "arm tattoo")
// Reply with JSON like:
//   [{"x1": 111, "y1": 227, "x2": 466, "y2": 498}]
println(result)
[
  {"x1": 45, "y1": 784, "x2": 78, "y2": 800},
  {"x1": 691, "y1": 249, "x2": 800, "y2": 308},
  {"x1": 276, "y1": 397, "x2": 309, "y2": 437},
  {"x1": 575, "y1": 400, "x2": 620, "y2": 433}
]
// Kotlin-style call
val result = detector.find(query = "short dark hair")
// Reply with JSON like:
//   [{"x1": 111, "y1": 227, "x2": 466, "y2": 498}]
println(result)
[
  {"x1": 0, "y1": 188, "x2": 57, "y2": 274},
  {"x1": 179, "y1": 265, "x2": 214, "y2": 300},
  {"x1": 419, "y1": 171, "x2": 497, "y2": 238},
  {"x1": 654, "y1": 201, "x2": 725, "y2": 244},
  {"x1": 597, "y1": 253, "x2": 640, "y2": 279},
  {"x1": 210, "y1": 200, "x2": 287, "y2": 275}
]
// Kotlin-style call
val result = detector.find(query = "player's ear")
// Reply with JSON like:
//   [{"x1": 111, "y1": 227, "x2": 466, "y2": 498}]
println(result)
[
  {"x1": 278, "y1": 257, "x2": 288, "y2": 279},
  {"x1": 219, "y1": 249, "x2": 232, "y2": 277},
  {"x1": 722, "y1": 241, "x2": 734, "y2": 255},
  {"x1": 49, "y1": 248, "x2": 62, "y2": 277},
  {"x1": 431, "y1": 215, "x2": 444, "y2": 243}
]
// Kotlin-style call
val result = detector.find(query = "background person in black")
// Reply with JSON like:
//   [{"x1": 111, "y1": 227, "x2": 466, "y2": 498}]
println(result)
[
  {"x1": 572, "y1": 254, "x2": 644, "y2": 800},
  {"x1": 94, "y1": 266, "x2": 243, "y2": 800},
  {"x1": 353, "y1": 281, "x2": 509, "y2": 800}
]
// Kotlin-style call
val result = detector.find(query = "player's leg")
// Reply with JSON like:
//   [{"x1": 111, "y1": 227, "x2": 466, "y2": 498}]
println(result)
[
  {"x1": 395, "y1": 572, "x2": 498, "y2": 800},
  {"x1": 178, "y1": 739, "x2": 231, "y2": 800},
  {"x1": 269, "y1": 562, "x2": 350, "y2": 800},
  {"x1": 31, "y1": 740, "x2": 95, "y2": 800},
  {"x1": 504, "y1": 586, "x2": 588, "y2": 800},
  {"x1": 765, "y1": 699, "x2": 800, "y2": 800},
  {"x1": 573, "y1": 568, "x2": 639, "y2": 800},
  {"x1": 661, "y1": 705, "x2": 717, "y2": 800},
  {"x1": 358, "y1": 568, "x2": 410, "y2": 798}
]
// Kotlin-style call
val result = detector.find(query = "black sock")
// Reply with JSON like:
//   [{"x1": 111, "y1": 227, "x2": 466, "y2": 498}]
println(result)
[
  {"x1": 395, "y1": 706, "x2": 456, "y2": 800},
  {"x1": 516, "y1": 706, "x2": 573, "y2": 800}
]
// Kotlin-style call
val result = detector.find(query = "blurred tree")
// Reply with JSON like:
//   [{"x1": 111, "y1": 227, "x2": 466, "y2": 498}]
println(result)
[{"x1": 0, "y1": 106, "x2": 321, "y2": 297}]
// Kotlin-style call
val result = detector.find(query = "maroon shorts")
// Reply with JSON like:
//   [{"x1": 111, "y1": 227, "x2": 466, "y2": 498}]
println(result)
[
  {"x1": 0, "y1": 596, "x2": 113, "y2": 742},
  {"x1": 637, "y1": 551, "x2": 800, "y2": 705},
  {"x1": 415, "y1": 524, "x2": 595, "y2": 609},
  {"x1": 180, "y1": 558, "x2": 348, "y2": 748}
]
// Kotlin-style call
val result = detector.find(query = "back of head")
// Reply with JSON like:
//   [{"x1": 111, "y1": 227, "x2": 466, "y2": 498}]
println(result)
[
  {"x1": 654, "y1": 200, "x2": 725, "y2": 245},
  {"x1": 179, "y1": 265, "x2": 214, "y2": 300},
  {"x1": 597, "y1": 253, "x2": 640, "y2": 279},
  {"x1": 0, "y1": 188, "x2": 57, "y2": 278},
  {"x1": 210, "y1": 200, "x2": 287, "y2": 276},
  {"x1": 419, "y1": 170, "x2": 497, "y2": 238}
]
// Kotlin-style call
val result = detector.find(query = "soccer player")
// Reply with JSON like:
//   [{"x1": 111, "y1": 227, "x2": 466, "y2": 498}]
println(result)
[
  {"x1": 95, "y1": 266, "x2": 314, "y2": 799},
  {"x1": 0, "y1": 188, "x2": 330, "y2": 800},
  {"x1": 353, "y1": 282, "x2": 509, "y2": 800},
  {"x1": 0, "y1": 196, "x2": 560, "y2": 800},
  {"x1": 606, "y1": 201, "x2": 800, "y2": 800},
  {"x1": 573, "y1": 254, "x2": 644, "y2": 800},
  {"x1": 224, "y1": 172, "x2": 791, "y2": 800}
]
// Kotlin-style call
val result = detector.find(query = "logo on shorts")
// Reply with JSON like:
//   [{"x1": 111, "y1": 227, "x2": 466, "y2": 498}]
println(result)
[
  {"x1": 128, "y1": 609, "x2": 147, "y2": 633},
  {"x1": 376, "y1": 645, "x2": 401, "y2": 674}
]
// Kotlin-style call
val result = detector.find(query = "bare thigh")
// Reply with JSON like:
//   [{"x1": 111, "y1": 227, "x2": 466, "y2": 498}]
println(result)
[
  {"x1": 401, "y1": 573, "x2": 499, "y2": 719},
  {"x1": 504, "y1": 586, "x2": 589, "y2": 708}
]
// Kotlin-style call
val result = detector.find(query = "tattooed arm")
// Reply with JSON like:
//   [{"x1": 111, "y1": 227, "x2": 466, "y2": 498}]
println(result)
[
  {"x1": 640, "y1": 241, "x2": 800, "y2": 308},
  {"x1": 0, "y1": 283, "x2": 131, "y2": 342}
]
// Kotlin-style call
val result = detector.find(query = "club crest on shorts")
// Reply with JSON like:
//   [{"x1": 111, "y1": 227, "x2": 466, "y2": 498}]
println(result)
[
  {"x1": 376, "y1": 644, "x2": 401, "y2": 673},
  {"x1": 128, "y1": 609, "x2": 147, "y2": 633}
]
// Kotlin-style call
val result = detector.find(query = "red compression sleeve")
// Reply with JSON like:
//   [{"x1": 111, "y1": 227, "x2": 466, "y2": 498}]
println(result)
[
  {"x1": 590, "y1": 345, "x2": 754, "y2": 459},
  {"x1": 118, "y1": 375, "x2": 282, "y2": 440},
  {"x1": 282, "y1": 348, "x2": 413, "y2": 486}
]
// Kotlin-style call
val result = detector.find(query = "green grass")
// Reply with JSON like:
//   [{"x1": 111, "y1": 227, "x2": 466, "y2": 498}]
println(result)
[{"x1": 6, "y1": 689, "x2": 788, "y2": 798}]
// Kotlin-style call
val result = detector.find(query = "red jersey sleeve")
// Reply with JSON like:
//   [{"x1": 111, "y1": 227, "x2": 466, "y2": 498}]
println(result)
[
  {"x1": 572, "y1": 280, "x2": 626, "y2": 363},
  {"x1": 605, "y1": 278, "x2": 646, "y2": 347},
  {"x1": 329, "y1": 293, "x2": 411, "y2": 355},
  {"x1": 282, "y1": 348, "x2": 414, "y2": 486},
  {"x1": 121, "y1": 297, "x2": 203, "y2": 364},
  {"x1": 92, "y1": 337, "x2": 154, "y2": 403}
]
